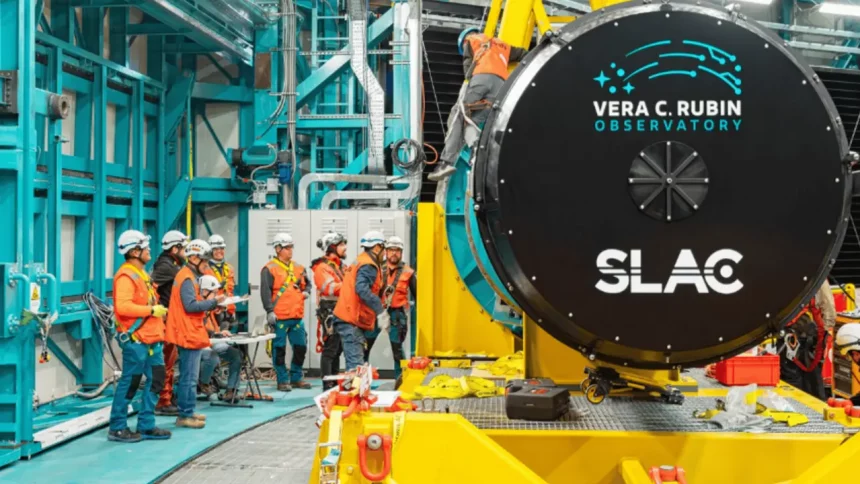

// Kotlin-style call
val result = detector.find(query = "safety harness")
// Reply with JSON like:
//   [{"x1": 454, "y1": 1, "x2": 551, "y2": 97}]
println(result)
[
  {"x1": 782, "y1": 298, "x2": 827, "y2": 372},
  {"x1": 314, "y1": 258, "x2": 345, "y2": 353},
  {"x1": 114, "y1": 263, "x2": 160, "y2": 356},
  {"x1": 381, "y1": 264, "x2": 405, "y2": 309}
]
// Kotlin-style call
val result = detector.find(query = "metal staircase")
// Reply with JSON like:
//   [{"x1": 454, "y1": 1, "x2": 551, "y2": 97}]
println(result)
[
  {"x1": 421, "y1": 27, "x2": 465, "y2": 201},
  {"x1": 815, "y1": 66, "x2": 860, "y2": 284}
]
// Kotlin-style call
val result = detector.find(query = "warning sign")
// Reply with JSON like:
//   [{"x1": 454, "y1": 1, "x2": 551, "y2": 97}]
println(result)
[{"x1": 30, "y1": 283, "x2": 41, "y2": 313}]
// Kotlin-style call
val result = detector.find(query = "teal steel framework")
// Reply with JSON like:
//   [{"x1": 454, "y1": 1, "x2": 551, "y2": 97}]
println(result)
[{"x1": 0, "y1": 0, "x2": 417, "y2": 466}]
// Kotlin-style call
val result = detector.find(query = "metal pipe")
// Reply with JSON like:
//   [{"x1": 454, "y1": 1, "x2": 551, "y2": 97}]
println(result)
[
  {"x1": 320, "y1": 180, "x2": 420, "y2": 209},
  {"x1": 298, "y1": 173, "x2": 404, "y2": 209},
  {"x1": 36, "y1": 272, "x2": 59, "y2": 317},
  {"x1": 347, "y1": 0, "x2": 386, "y2": 178},
  {"x1": 285, "y1": 0, "x2": 298, "y2": 208},
  {"x1": 10, "y1": 272, "x2": 31, "y2": 314},
  {"x1": 407, "y1": 1, "x2": 422, "y2": 144},
  {"x1": 148, "y1": 0, "x2": 253, "y2": 64}
]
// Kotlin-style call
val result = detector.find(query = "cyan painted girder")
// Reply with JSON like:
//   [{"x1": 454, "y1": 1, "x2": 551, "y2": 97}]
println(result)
[
  {"x1": 192, "y1": 82, "x2": 253, "y2": 103},
  {"x1": 295, "y1": 8, "x2": 394, "y2": 110},
  {"x1": 164, "y1": 71, "x2": 196, "y2": 138}
]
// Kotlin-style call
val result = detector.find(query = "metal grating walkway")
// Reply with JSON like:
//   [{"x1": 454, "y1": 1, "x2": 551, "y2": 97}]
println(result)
[
  {"x1": 418, "y1": 368, "x2": 846, "y2": 434},
  {"x1": 159, "y1": 406, "x2": 321, "y2": 484}
]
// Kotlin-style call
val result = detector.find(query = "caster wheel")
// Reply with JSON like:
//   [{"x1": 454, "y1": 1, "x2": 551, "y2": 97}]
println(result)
[
  {"x1": 585, "y1": 383, "x2": 606, "y2": 405},
  {"x1": 580, "y1": 379, "x2": 592, "y2": 393}
]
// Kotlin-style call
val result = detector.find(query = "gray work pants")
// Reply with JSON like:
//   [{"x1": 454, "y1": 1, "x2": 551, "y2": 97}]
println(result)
[{"x1": 439, "y1": 74, "x2": 505, "y2": 165}]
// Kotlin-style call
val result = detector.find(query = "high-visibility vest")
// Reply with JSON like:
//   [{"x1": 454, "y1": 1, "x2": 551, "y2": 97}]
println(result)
[
  {"x1": 208, "y1": 261, "x2": 236, "y2": 314},
  {"x1": 312, "y1": 255, "x2": 348, "y2": 300},
  {"x1": 265, "y1": 259, "x2": 307, "y2": 320},
  {"x1": 113, "y1": 264, "x2": 164, "y2": 344},
  {"x1": 333, "y1": 252, "x2": 383, "y2": 330},
  {"x1": 165, "y1": 266, "x2": 210, "y2": 350},
  {"x1": 385, "y1": 264, "x2": 414, "y2": 310},
  {"x1": 468, "y1": 33, "x2": 513, "y2": 80}
]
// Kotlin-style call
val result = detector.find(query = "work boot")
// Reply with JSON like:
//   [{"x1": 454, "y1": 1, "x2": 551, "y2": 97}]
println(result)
[
  {"x1": 139, "y1": 427, "x2": 172, "y2": 440},
  {"x1": 192, "y1": 413, "x2": 207, "y2": 421},
  {"x1": 220, "y1": 389, "x2": 242, "y2": 401},
  {"x1": 198, "y1": 383, "x2": 216, "y2": 397},
  {"x1": 155, "y1": 405, "x2": 179, "y2": 416},
  {"x1": 107, "y1": 428, "x2": 142, "y2": 443},
  {"x1": 278, "y1": 383, "x2": 292, "y2": 392},
  {"x1": 176, "y1": 417, "x2": 205, "y2": 429},
  {"x1": 292, "y1": 380, "x2": 313, "y2": 390},
  {"x1": 428, "y1": 162, "x2": 456, "y2": 181}
]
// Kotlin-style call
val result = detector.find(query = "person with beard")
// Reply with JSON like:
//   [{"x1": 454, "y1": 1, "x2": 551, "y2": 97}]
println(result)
[
  {"x1": 332, "y1": 231, "x2": 387, "y2": 371},
  {"x1": 311, "y1": 232, "x2": 349, "y2": 389},
  {"x1": 363, "y1": 236, "x2": 415, "y2": 383},
  {"x1": 150, "y1": 230, "x2": 188, "y2": 416}
]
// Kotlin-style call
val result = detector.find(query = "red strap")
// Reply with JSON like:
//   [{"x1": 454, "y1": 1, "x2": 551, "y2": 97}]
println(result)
[{"x1": 789, "y1": 299, "x2": 827, "y2": 373}]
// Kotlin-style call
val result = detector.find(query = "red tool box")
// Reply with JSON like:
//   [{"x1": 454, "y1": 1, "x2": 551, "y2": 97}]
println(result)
[{"x1": 714, "y1": 354, "x2": 780, "y2": 386}]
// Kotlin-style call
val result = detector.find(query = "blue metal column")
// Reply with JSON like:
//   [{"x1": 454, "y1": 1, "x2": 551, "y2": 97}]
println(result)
[{"x1": 0, "y1": 0, "x2": 40, "y2": 464}]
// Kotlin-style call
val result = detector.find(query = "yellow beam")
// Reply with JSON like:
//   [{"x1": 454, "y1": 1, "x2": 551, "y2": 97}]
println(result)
[
  {"x1": 618, "y1": 459, "x2": 653, "y2": 484},
  {"x1": 484, "y1": 0, "x2": 504, "y2": 37},
  {"x1": 415, "y1": 203, "x2": 515, "y2": 357}
]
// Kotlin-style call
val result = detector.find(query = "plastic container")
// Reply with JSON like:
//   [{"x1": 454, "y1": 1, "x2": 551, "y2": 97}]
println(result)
[{"x1": 714, "y1": 354, "x2": 780, "y2": 386}]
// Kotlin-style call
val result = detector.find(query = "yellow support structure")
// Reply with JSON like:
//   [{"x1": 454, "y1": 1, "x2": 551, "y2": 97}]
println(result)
[{"x1": 415, "y1": 203, "x2": 515, "y2": 357}]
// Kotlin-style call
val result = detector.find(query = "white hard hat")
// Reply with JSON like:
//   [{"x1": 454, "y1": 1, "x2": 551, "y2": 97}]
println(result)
[
  {"x1": 835, "y1": 323, "x2": 860, "y2": 355},
  {"x1": 198, "y1": 274, "x2": 221, "y2": 293},
  {"x1": 185, "y1": 239, "x2": 212, "y2": 259},
  {"x1": 318, "y1": 232, "x2": 346, "y2": 251},
  {"x1": 162, "y1": 230, "x2": 189, "y2": 250},
  {"x1": 385, "y1": 236, "x2": 404, "y2": 250},
  {"x1": 272, "y1": 233, "x2": 294, "y2": 248},
  {"x1": 360, "y1": 230, "x2": 386, "y2": 248},
  {"x1": 118, "y1": 230, "x2": 151, "y2": 255},
  {"x1": 208, "y1": 234, "x2": 226, "y2": 249}
]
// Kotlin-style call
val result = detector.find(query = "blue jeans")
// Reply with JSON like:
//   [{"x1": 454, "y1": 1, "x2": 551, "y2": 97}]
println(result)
[
  {"x1": 200, "y1": 342, "x2": 243, "y2": 390},
  {"x1": 109, "y1": 342, "x2": 165, "y2": 432},
  {"x1": 363, "y1": 309, "x2": 408, "y2": 379},
  {"x1": 335, "y1": 318, "x2": 366, "y2": 371},
  {"x1": 273, "y1": 319, "x2": 307, "y2": 384},
  {"x1": 177, "y1": 348, "x2": 202, "y2": 418}
]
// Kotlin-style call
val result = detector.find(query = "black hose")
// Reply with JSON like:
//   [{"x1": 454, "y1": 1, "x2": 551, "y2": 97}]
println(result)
[{"x1": 391, "y1": 138, "x2": 426, "y2": 170}]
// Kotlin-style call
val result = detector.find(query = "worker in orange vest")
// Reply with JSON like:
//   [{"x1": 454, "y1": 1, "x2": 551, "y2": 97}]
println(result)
[
  {"x1": 428, "y1": 27, "x2": 527, "y2": 181},
  {"x1": 207, "y1": 234, "x2": 237, "y2": 329},
  {"x1": 165, "y1": 239, "x2": 224, "y2": 429},
  {"x1": 363, "y1": 236, "x2": 415, "y2": 382},
  {"x1": 108, "y1": 230, "x2": 171, "y2": 443},
  {"x1": 151, "y1": 230, "x2": 188, "y2": 416},
  {"x1": 311, "y1": 232, "x2": 349, "y2": 389},
  {"x1": 332, "y1": 230, "x2": 387, "y2": 371},
  {"x1": 260, "y1": 233, "x2": 312, "y2": 392}
]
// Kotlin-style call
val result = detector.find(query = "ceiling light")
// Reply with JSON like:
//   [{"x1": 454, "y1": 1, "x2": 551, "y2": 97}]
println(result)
[{"x1": 819, "y1": 2, "x2": 860, "y2": 17}]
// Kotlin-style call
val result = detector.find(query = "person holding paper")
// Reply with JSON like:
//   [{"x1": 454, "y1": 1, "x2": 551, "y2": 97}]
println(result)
[{"x1": 207, "y1": 234, "x2": 238, "y2": 330}]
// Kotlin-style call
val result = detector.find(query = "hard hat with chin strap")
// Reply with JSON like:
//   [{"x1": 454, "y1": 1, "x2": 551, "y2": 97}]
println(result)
[
  {"x1": 118, "y1": 230, "x2": 151, "y2": 255},
  {"x1": 208, "y1": 234, "x2": 226, "y2": 249},
  {"x1": 360, "y1": 230, "x2": 386, "y2": 248},
  {"x1": 835, "y1": 323, "x2": 860, "y2": 355},
  {"x1": 162, "y1": 230, "x2": 189, "y2": 251},
  {"x1": 198, "y1": 274, "x2": 221, "y2": 294},
  {"x1": 385, "y1": 236, "x2": 405, "y2": 250},
  {"x1": 185, "y1": 239, "x2": 212, "y2": 260},
  {"x1": 458, "y1": 27, "x2": 481, "y2": 55},
  {"x1": 318, "y1": 232, "x2": 346, "y2": 251},
  {"x1": 272, "y1": 232, "x2": 294, "y2": 248}
]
